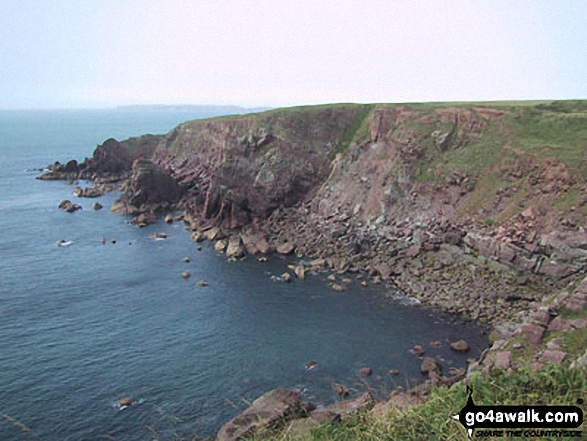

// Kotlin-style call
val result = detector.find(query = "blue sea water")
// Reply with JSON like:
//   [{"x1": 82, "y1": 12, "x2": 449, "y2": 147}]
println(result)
[{"x1": 0, "y1": 109, "x2": 488, "y2": 440}]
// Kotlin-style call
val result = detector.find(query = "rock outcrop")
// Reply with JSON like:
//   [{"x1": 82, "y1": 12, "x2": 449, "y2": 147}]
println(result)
[{"x1": 216, "y1": 389, "x2": 306, "y2": 441}]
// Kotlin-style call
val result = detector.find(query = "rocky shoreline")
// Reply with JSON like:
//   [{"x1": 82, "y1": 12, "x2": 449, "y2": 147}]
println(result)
[{"x1": 37, "y1": 102, "x2": 587, "y2": 439}]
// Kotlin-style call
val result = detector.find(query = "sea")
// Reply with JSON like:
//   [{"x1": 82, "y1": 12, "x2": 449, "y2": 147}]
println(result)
[{"x1": 0, "y1": 108, "x2": 488, "y2": 440}]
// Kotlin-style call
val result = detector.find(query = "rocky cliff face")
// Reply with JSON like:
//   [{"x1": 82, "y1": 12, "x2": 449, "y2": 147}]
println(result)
[{"x1": 39, "y1": 101, "x2": 587, "y2": 322}]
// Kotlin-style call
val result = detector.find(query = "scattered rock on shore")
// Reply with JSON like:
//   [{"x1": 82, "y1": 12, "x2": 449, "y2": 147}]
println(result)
[
  {"x1": 216, "y1": 389, "x2": 305, "y2": 441},
  {"x1": 420, "y1": 357, "x2": 442, "y2": 377}
]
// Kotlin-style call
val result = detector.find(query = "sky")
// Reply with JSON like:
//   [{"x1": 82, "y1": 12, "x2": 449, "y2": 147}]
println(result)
[{"x1": 0, "y1": 0, "x2": 586, "y2": 109}]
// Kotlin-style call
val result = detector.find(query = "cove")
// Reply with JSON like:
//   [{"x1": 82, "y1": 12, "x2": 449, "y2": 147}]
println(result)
[{"x1": 1, "y1": 178, "x2": 487, "y2": 440}]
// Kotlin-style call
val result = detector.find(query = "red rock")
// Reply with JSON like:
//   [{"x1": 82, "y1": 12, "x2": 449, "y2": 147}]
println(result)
[
  {"x1": 539, "y1": 350, "x2": 566, "y2": 364},
  {"x1": 216, "y1": 389, "x2": 304, "y2": 441},
  {"x1": 405, "y1": 244, "x2": 421, "y2": 258},
  {"x1": 118, "y1": 397, "x2": 134, "y2": 407},
  {"x1": 522, "y1": 324, "x2": 545, "y2": 346},
  {"x1": 567, "y1": 292, "x2": 587, "y2": 312},
  {"x1": 548, "y1": 316, "x2": 569, "y2": 332},
  {"x1": 420, "y1": 357, "x2": 442, "y2": 376},
  {"x1": 571, "y1": 318, "x2": 587, "y2": 329},
  {"x1": 530, "y1": 308, "x2": 552, "y2": 327},
  {"x1": 321, "y1": 392, "x2": 375, "y2": 422},
  {"x1": 493, "y1": 351, "x2": 512, "y2": 369}
]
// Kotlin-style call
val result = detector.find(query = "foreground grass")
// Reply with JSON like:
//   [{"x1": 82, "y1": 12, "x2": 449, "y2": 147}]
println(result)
[{"x1": 263, "y1": 364, "x2": 585, "y2": 441}]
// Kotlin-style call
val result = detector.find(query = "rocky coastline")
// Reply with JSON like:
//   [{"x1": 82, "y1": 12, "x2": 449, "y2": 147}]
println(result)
[{"x1": 37, "y1": 102, "x2": 587, "y2": 439}]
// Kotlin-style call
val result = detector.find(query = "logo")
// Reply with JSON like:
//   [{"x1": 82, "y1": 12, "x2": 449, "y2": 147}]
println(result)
[{"x1": 452, "y1": 386, "x2": 583, "y2": 438}]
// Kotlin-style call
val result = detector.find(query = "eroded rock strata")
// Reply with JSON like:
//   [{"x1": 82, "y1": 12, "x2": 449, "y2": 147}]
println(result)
[{"x1": 38, "y1": 103, "x2": 587, "y2": 322}]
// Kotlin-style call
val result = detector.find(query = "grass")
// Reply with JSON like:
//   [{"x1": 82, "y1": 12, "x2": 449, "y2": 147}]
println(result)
[
  {"x1": 260, "y1": 364, "x2": 586, "y2": 441},
  {"x1": 333, "y1": 104, "x2": 375, "y2": 157}
]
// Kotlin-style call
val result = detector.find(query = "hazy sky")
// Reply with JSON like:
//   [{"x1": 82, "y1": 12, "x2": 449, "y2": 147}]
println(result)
[{"x1": 1, "y1": 0, "x2": 585, "y2": 109}]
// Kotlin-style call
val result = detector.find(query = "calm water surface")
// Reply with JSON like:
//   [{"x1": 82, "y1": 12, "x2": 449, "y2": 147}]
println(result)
[{"x1": 0, "y1": 109, "x2": 488, "y2": 440}]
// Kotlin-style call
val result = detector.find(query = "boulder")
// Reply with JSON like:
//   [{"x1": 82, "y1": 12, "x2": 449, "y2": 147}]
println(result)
[
  {"x1": 281, "y1": 273, "x2": 292, "y2": 283},
  {"x1": 216, "y1": 389, "x2": 305, "y2": 441},
  {"x1": 277, "y1": 242, "x2": 295, "y2": 255},
  {"x1": 182, "y1": 272, "x2": 191, "y2": 279},
  {"x1": 205, "y1": 227, "x2": 221, "y2": 241},
  {"x1": 190, "y1": 232, "x2": 204, "y2": 242},
  {"x1": 411, "y1": 345, "x2": 425, "y2": 356},
  {"x1": 73, "y1": 186, "x2": 103, "y2": 198},
  {"x1": 110, "y1": 198, "x2": 140, "y2": 216},
  {"x1": 294, "y1": 266, "x2": 305, "y2": 280},
  {"x1": 493, "y1": 351, "x2": 512, "y2": 370},
  {"x1": 118, "y1": 397, "x2": 134, "y2": 408},
  {"x1": 197, "y1": 280, "x2": 209, "y2": 287},
  {"x1": 420, "y1": 357, "x2": 442, "y2": 377},
  {"x1": 522, "y1": 324, "x2": 545, "y2": 347},
  {"x1": 330, "y1": 283, "x2": 344, "y2": 292},
  {"x1": 333, "y1": 383, "x2": 349, "y2": 397},
  {"x1": 449, "y1": 340, "x2": 470, "y2": 353},
  {"x1": 58, "y1": 200, "x2": 82, "y2": 213},
  {"x1": 215, "y1": 240, "x2": 228, "y2": 253},
  {"x1": 132, "y1": 212, "x2": 156, "y2": 226},
  {"x1": 92, "y1": 202, "x2": 103, "y2": 210},
  {"x1": 164, "y1": 213, "x2": 174, "y2": 223},
  {"x1": 539, "y1": 350, "x2": 566, "y2": 364},
  {"x1": 226, "y1": 235, "x2": 245, "y2": 258},
  {"x1": 319, "y1": 392, "x2": 375, "y2": 422}
]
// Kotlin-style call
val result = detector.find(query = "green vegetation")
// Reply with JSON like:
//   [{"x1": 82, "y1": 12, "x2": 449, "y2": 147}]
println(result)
[
  {"x1": 333, "y1": 104, "x2": 375, "y2": 157},
  {"x1": 260, "y1": 365, "x2": 585, "y2": 441}
]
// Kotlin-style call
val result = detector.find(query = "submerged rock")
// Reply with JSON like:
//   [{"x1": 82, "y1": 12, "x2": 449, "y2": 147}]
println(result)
[
  {"x1": 305, "y1": 360, "x2": 318, "y2": 370},
  {"x1": 450, "y1": 340, "x2": 470, "y2": 353},
  {"x1": 358, "y1": 367, "x2": 373, "y2": 377},
  {"x1": 150, "y1": 232, "x2": 168, "y2": 239}
]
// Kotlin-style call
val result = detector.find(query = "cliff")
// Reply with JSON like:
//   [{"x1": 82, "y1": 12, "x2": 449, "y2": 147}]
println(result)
[{"x1": 38, "y1": 101, "x2": 587, "y2": 322}]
